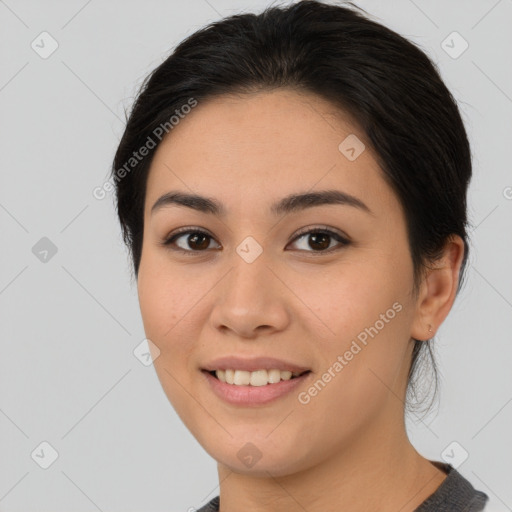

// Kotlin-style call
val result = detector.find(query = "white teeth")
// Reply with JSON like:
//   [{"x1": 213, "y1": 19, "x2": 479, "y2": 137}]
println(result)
[
  {"x1": 224, "y1": 369, "x2": 234, "y2": 384},
  {"x1": 214, "y1": 369, "x2": 304, "y2": 386},
  {"x1": 250, "y1": 370, "x2": 268, "y2": 387},
  {"x1": 267, "y1": 369, "x2": 282, "y2": 384},
  {"x1": 234, "y1": 370, "x2": 251, "y2": 385}
]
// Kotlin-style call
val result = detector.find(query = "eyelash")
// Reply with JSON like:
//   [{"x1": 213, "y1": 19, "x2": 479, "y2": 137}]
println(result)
[{"x1": 160, "y1": 225, "x2": 350, "y2": 256}]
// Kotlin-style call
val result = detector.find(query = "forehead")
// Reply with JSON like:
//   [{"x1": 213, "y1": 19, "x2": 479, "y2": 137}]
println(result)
[{"x1": 144, "y1": 89, "x2": 397, "y2": 217}]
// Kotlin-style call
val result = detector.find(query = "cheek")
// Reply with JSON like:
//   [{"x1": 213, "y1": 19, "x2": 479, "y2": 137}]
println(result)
[
  {"x1": 137, "y1": 251, "x2": 203, "y2": 413},
  {"x1": 137, "y1": 271, "x2": 179, "y2": 343},
  {"x1": 296, "y1": 254, "x2": 413, "y2": 412},
  {"x1": 137, "y1": 248, "x2": 202, "y2": 342},
  {"x1": 290, "y1": 254, "x2": 409, "y2": 341},
  {"x1": 296, "y1": 310, "x2": 411, "y2": 453}
]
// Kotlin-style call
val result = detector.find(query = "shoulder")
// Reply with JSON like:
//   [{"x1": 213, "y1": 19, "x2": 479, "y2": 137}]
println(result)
[
  {"x1": 415, "y1": 461, "x2": 489, "y2": 511},
  {"x1": 193, "y1": 463, "x2": 490, "y2": 512},
  {"x1": 195, "y1": 496, "x2": 220, "y2": 512}
]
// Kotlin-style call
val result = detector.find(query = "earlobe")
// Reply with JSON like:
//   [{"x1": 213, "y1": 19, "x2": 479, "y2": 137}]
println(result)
[{"x1": 410, "y1": 235, "x2": 465, "y2": 341}]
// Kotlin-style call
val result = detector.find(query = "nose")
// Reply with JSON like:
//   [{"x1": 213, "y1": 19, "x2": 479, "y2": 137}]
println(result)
[{"x1": 209, "y1": 252, "x2": 290, "y2": 339}]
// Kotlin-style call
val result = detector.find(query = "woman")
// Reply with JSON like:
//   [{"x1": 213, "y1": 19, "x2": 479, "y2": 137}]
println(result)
[{"x1": 111, "y1": 1, "x2": 489, "y2": 510}]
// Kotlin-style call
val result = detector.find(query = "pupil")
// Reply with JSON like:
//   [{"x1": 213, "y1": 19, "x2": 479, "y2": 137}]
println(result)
[
  {"x1": 310, "y1": 233, "x2": 330, "y2": 250},
  {"x1": 190, "y1": 233, "x2": 209, "y2": 250}
]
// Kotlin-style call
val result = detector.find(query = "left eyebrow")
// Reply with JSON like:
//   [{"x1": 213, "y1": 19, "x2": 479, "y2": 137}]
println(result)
[
  {"x1": 150, "y1": 189, "x2": 373, "y2": 217},
  {"x1": 270, "y1": 189, "x2": 373, "y2": 217}
]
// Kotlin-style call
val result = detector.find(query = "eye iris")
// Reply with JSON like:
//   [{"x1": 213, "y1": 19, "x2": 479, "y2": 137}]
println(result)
[
  {"x1": 189, "y1": 233, "x2": 210, "y2": 250},
  {"x1": 309, "y1": 232, "x2": 330, "y2": 251}
]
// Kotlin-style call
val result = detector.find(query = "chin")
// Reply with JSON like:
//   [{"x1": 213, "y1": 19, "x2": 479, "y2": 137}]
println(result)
[{"x1": 205, "y1": 437, "x2": 314, "y2": 477}]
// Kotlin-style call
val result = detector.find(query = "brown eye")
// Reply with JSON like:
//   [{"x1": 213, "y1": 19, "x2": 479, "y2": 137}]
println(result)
[
  {"x1": 162, "y1": 226, "x2": 349, "y2": 256},
  {"x1": 163, "y1": 229, "x2": 220, "y2": 253},
  {"x1": 289, "y1": 227, "x2": 350, "y2": 254},
  {"x1": 308, "y1": 232, "x2": 331, "y2": 251},
  {"x1": 184, "y1": 232, "x2": 211, "y2": 250}
]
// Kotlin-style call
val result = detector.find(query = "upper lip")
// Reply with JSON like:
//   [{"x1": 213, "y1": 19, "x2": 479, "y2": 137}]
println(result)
[{"x1": 201, "y1": 356, "x2": 311, "y2": 373}]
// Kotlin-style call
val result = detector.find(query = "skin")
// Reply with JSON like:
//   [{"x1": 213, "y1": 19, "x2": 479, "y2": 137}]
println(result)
[{"x1": 137, "y1": 88, "x2": 465, "y2": 512}]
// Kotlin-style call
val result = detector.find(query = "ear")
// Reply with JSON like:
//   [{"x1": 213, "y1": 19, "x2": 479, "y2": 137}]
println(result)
[{"x1": 410, "y1": 235, "x2": 465, "y2": 341}]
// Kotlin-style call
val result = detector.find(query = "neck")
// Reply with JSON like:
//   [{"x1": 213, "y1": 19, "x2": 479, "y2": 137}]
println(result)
[{"x1": 215, "y1": 413, "x2": 446, "y2": 512}]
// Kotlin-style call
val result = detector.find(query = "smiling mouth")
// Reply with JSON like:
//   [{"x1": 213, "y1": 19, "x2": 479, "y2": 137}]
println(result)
[{"x1": 205, "y1": 369, "x2": 311, "y2": 386}]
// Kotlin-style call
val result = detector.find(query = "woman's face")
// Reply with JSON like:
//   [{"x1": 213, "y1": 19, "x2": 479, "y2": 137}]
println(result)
[{"x1": 137, "y1": 89, "x2": 422, "y2": 476}]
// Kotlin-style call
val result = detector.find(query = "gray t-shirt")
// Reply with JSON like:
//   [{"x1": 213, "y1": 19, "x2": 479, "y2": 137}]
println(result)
[{"x1": 195, "y1": 462, "x2": 489, "y2": 512}]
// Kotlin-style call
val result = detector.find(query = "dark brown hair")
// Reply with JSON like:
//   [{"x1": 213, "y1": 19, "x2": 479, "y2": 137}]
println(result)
[{"x1": 111, "y1": 0, "x2": 472, "y2": 413}]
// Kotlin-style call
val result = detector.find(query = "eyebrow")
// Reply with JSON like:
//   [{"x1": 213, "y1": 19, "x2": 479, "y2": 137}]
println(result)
[{"x1": 150, "y1": 189, "x2": 373, "y2": 217}]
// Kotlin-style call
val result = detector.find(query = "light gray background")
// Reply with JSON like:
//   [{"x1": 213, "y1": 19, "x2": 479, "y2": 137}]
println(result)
[{"x1": 1, "y1": 0, "x2": 511, "y2": 511}]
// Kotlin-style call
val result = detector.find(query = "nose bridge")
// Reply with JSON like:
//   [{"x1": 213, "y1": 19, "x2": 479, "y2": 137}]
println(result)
[
  {"x1": 226, "y1": 230, "x2": 271, "y2": 297},
  {"x1": 210, "y1": 242, "x2": 289, "y2": 336},
  {"x1": 226, "y1": 245, "x2": 275, "y2": 310}
]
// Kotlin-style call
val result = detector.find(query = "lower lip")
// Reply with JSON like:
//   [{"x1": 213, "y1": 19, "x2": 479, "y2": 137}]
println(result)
[{"x1": 201, "y1": 370, "x2": 312, "y2": 406}]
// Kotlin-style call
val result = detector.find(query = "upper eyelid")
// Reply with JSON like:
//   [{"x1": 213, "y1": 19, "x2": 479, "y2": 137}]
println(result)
[{"x1": 292, "y1": 225, "x2": 348, "y2": 240}]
